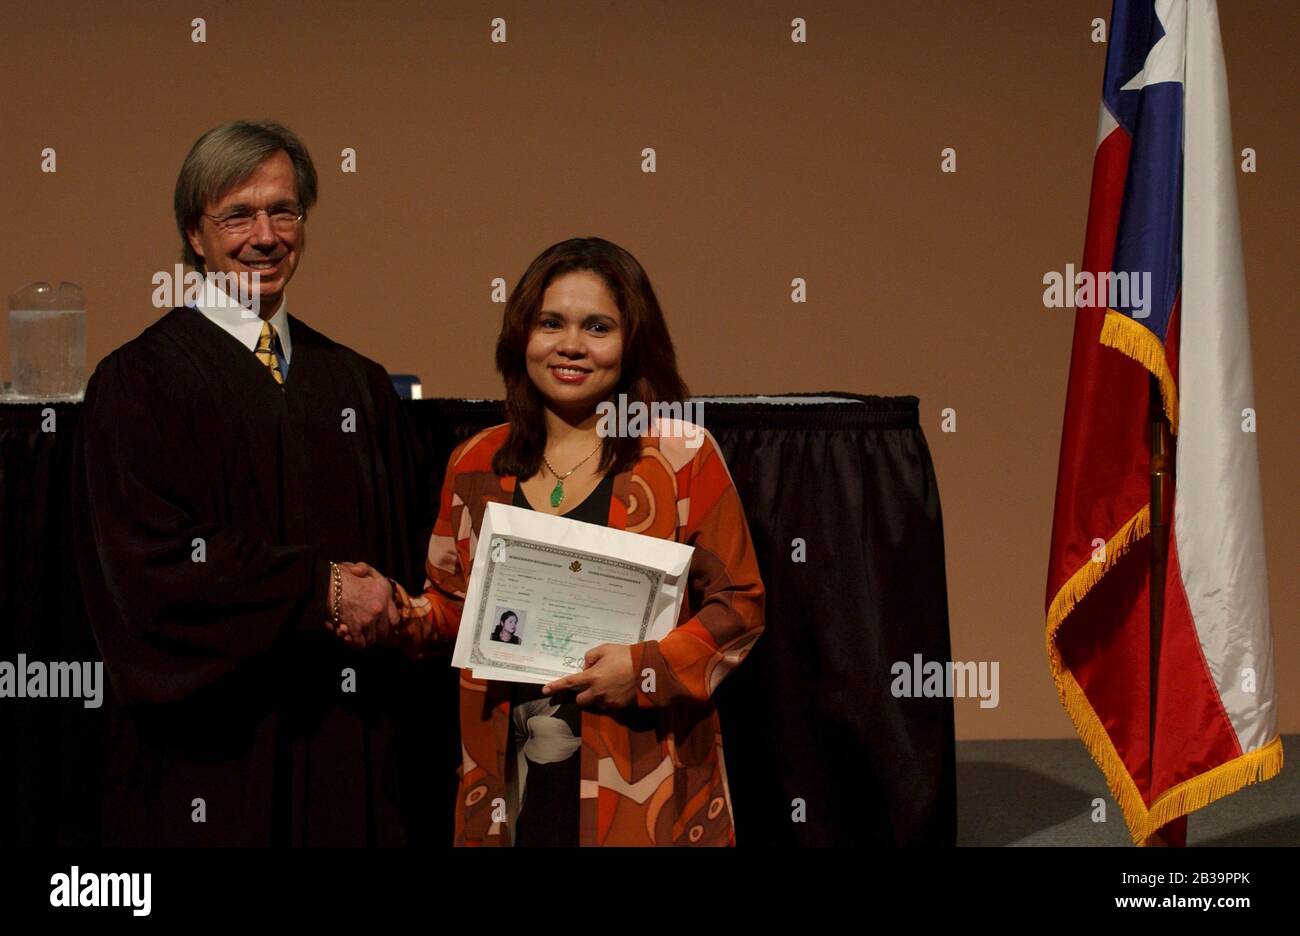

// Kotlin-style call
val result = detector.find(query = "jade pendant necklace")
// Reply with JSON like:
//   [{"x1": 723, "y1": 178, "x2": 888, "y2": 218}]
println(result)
[{"x1": 542, "y1": 438, "x2": 603, "y2": 508}]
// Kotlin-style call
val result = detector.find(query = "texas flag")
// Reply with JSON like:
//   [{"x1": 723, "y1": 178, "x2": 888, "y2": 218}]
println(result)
[{"x1": 1046, "y1": 0, "x2": 1281, "y2": 845}]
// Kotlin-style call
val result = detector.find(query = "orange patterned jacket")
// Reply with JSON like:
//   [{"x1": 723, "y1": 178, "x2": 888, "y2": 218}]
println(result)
[{"x1": 393, "y1": 420, "x2": 765, "y2": 845}]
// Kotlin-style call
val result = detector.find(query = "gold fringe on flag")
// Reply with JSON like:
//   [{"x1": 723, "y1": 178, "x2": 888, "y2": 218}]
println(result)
[
  {"x1": 1046, "y1": 506, "x2": 1286, "y2": 844},
  {"x1": 1053, "y1": 667, "x2": 1153, "y2": 844},
  {"x1": 1144, "y1": 736, "x2": 1284, "y2": 837},
  {"x1": 1045, "y1": 507, "x2": 1149, "y2": 638},
  {"x1": 1046, "y1": 508, "x2": 1153, "y2": 843},
  {"x1": 1100, "y1": 309, "x2": 1180, "y2": 434}
]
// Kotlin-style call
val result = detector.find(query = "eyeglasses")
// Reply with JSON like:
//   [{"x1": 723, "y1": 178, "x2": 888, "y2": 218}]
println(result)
[{"x1": 202, "y1": 203, "x2": 305, "y2": 236}]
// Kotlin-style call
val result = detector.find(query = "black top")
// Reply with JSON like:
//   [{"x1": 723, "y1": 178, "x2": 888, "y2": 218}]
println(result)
[
  {"x1": 508, "y1": 469, "x2": 615, "y2": 846},
  {"x1": 71, "y1": 306, "x2": 435, "y2": 845},
  {"x1": 514, "y1": 470, "x2": 617, "y2": 524}
]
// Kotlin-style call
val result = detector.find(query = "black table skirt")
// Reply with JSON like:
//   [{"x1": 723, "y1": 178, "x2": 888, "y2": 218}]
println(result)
[{"x1": 0, "y1": 393, "x2": 954, "y2": 846}]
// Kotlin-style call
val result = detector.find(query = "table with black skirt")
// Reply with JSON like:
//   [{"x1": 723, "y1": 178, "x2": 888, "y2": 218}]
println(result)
[{"x1": 0, "y1": 392, "x2": 954, "y2": 846}]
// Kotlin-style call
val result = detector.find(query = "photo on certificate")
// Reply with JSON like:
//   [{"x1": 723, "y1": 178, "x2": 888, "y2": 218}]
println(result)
[
  {"x1": 490, "y1": 607, "x2": 525, "y2": 645},
  {"x1": 452, "y1": 503, "x2": 694, "y2": 685}
]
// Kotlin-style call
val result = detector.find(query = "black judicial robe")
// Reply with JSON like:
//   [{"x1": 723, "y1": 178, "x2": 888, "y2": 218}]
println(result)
[{"x1": 72, "y1": 306, "x2": 436, "y2": 845}]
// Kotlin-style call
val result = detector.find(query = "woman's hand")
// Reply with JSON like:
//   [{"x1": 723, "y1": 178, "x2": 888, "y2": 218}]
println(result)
[
  {"x1": 370, "y1": 574, "x2": 442, "y2": 661},
  {"x1": 543, "y1": 644, "x2": 637, "y2": 709}
]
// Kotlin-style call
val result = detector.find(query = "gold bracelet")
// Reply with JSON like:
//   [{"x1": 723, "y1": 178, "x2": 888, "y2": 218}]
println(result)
[{"x1": 329, "y1": 562, "x2": 344, "y2": 632}]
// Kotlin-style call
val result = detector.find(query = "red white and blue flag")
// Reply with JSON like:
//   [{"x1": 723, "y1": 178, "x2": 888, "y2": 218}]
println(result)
[{"x1": 1046, "y1": 0, "x2": 1281, "y2": 845}]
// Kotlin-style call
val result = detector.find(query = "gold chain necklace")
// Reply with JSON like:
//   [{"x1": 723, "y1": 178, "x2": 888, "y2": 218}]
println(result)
[{"x1": 542, "y1": 439, "x2": 603, "y2": 508}]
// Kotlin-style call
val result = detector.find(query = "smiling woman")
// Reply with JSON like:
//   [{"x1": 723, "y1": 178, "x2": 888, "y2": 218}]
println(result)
[
  {"x1": 391, "y1": 237, "x2": 766, "y2": 846},
  {"x1": 492, "y1": 237, "x2": 689, "y2": 489}
]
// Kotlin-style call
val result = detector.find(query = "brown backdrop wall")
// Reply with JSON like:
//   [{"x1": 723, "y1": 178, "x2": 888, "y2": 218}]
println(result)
[{"x1": 2, "y1": 0, "x2": 1294, "y2": 740}]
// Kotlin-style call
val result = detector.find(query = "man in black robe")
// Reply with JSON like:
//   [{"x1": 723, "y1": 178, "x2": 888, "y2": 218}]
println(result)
[{"x1": 72, "y1": 120, "x2": 435, "y2": 845}]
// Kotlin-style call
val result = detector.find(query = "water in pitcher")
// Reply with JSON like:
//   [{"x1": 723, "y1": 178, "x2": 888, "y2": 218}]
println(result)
[{"x1": 6, "y1": 282, "x2": 87, "y2": 401}]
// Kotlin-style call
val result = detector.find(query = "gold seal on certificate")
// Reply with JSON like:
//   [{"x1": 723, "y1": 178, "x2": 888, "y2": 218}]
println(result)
[{"x1": 451, "y1": 502, "x2": 694, "y2": 684}]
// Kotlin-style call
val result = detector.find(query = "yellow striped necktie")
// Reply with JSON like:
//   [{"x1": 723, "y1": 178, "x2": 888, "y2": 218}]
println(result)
[{"x1": 254, "y1": 321, "x2": 284, "y2": 385}]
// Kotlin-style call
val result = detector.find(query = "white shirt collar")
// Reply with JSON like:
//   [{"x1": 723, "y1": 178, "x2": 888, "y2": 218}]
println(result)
[{"x1": 193, "y1": 277, "x2": 292, "y2": 364}]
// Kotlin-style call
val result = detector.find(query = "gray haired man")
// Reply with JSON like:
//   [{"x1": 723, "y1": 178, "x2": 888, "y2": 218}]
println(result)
[{"x1": 73, "y1": 121, "x2": 434, "y2": 845}]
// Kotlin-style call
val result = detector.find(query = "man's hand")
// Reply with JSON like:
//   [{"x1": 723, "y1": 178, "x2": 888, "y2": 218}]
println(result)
[
  {"x1": 330, "y1": 561, "x2": 400, "y2": 648},
  {"x1": 542, "y1": 644, "x2": 637, "y2": 709}
]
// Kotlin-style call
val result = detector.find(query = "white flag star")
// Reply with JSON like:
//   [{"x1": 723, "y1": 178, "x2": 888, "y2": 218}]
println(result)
[{"x1": 1120, "y1": 0, "x2": 1187, "y2": 91}]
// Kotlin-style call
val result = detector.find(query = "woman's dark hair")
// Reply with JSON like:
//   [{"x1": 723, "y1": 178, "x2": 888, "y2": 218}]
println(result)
[{"x1": 492, "y1": 237, "x2": 689, "y2": 479}]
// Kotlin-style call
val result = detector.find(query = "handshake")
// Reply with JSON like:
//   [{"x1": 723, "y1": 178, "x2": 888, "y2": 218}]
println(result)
[{"x1": 323, "y1": 560, "x2": 409, "y2": 651}]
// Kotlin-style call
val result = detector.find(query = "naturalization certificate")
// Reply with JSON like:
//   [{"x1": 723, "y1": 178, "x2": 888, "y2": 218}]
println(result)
[{"x1": 451, "y1": 502, "x2": 695, "y2": 684}]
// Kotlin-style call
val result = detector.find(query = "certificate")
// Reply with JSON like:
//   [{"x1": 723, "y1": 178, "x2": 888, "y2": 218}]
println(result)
[{"x1": 451, "y1": 502, "x2": 694, "y2": 684}]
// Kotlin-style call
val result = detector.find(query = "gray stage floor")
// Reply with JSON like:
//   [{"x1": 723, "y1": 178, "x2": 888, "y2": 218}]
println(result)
[{"x1": 956, "y1": 735, "x2": 1296, "y2": 846}]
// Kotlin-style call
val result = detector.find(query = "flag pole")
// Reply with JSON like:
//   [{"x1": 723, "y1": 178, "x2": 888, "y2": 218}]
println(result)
[{"x1": 1148, "y1": 374, "x2": 1185, "y2": 846}]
